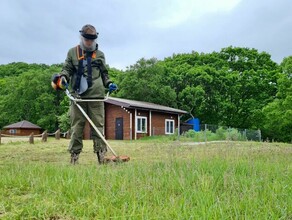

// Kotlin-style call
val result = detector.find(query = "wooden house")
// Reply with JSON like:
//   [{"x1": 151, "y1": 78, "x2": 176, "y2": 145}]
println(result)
[
  {"x1": 3, "y1": 120, "x2": 42, "y2": 136},
  {"x1": 84, "y1": 97, "x2": 188, "y2": 140}
]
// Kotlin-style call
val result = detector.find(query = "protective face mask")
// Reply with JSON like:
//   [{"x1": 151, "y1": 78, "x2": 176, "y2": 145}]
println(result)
[{"x1": 80, "y1": 36, "x2": 96, "y2": 52}]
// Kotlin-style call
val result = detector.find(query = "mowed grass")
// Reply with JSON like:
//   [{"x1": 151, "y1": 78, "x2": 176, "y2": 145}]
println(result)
[{"x1": 0, "y1": 138, "x2": 291, "y2": 219}]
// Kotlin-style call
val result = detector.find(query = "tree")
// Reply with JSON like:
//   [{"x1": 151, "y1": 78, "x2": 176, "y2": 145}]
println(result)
[
  {"x1": 262, "y1": 57, "x2": 292, "y2": 142},
  {"x1": 116, "y1": 58, "x2": 177, "y2": 107},
  {"x1": 161, "y1": 47, "x2": 280, "y2": 129},
  {"x1": 0, "y1": 63, "x2": 63, "y2": 131}
]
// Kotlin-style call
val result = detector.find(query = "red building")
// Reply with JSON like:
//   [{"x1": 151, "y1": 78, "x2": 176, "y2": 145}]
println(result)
[
  {"x1": 101, "y1": 97, "x2": 187, "y2": 140},
  {"x1": 3, "y1": 120, "x2": 42, "y2": 136}
]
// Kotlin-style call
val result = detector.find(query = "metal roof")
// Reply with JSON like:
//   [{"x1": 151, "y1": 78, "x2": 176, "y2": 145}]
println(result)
[
  {"x1": 105, "y1": 97, "x2": 188, "y2": 114},
  {"x1": 4, "y1": 120, "x2": 41, "y2": 129}
]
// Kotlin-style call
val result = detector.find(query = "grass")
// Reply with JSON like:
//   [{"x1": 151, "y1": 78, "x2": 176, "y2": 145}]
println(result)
[{"x1": 0, "y1": 138, "x2": 291, "y2": 219}]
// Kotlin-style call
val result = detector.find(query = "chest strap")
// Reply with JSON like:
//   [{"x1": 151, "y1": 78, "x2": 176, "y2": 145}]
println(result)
[{"x1": 74, "y1": 45, "x2": 97, "y2": 92}]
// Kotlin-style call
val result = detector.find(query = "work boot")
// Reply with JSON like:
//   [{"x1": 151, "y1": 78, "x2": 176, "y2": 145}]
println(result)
[
  {"x1": 96, "y1": 150, "x2": 105, "y2": 164},
  {"x1": 70, "y1": 153, "x2": 79, "y2": 165}
]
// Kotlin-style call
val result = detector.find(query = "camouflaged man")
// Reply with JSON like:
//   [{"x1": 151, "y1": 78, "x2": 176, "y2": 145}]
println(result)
[{"x1": 51, "y1": 24, "x2": 118, "y2": 165}]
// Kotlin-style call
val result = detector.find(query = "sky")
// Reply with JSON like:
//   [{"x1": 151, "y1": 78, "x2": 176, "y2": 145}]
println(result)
[{"x1": 0, "y1": 0, "x2": 292, "y2": 70}]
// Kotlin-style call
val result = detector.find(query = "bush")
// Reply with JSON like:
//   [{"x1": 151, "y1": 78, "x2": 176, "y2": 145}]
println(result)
[
  {"x1": 215, "y1": 127, "x2": 227, "y2": 140},
  {"x1": 183, "y1": 129, "x2": 197, "y2": 138},
  {"x1": 226, "y1": 128, "x2": 244, "y2": 141}
]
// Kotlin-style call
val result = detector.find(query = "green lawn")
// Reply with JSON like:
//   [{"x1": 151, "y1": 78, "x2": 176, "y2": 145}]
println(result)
[{"x1": 0, "y1": 138, "x2": 291, "y2": 219}]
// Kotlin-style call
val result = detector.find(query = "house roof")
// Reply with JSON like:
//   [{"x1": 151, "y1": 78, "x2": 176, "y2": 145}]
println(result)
[
  {"x1": 106, "y1": 97, "x2": 188, "y2": 114},
  {"x1": 4, "y1": 120, "x2": 41, "y2": 129}
]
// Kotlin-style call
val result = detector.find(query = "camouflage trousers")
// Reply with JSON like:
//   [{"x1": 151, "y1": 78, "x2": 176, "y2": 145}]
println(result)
[{"x1": 68, "y1": 101, "x2": 107, "y2": 154}]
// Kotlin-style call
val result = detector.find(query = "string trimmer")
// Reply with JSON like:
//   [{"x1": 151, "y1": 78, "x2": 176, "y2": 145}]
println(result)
[{"x1": 65, "y1": 89, "x2": 130, "y2": 163}]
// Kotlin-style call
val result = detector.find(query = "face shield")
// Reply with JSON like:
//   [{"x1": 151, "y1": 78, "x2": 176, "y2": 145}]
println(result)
[{"x1": 80, "y1": 36, "x2": 97, "y2": 51}]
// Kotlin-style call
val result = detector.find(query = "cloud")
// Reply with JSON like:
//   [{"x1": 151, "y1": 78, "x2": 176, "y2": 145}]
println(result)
[
  {"x1": 196, "y1": 0, "x2": 292, "y2": 63},
  {"x1": 0, "y1": 0, "x2": 291, "y2": 69},
  {"x1": 148, "y1": 0, "x2": 241, "y2": 29}
]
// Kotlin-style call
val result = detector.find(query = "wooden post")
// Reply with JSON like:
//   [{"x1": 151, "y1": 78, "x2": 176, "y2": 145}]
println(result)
[
  {"x1": 66, "y1": 130, "x2": 71, "y2": 139},
  {"x1": 55, "y1": 129, "x2": 60, "y2": 140},
  {"x1": 258, "y1": 129, "x2": 262, "y2": 142},
  {"x1": 204, "y1": 124, "x2": 207, "y2": 142},
  {"x1": 29, "y1": 132, "x2": 34, "y2": 144},
  {"x1": 42, "y1": 130, "x2": 48, "y2": 142}
]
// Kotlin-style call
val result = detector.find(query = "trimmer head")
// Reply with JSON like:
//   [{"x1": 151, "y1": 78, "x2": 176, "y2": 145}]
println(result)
[{"x1": 104, "y1": 155, "x2": 130, "y2": 163}]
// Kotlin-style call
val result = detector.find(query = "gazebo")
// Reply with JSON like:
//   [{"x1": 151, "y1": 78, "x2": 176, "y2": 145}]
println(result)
[{"x1": 3, "y1": 120, "x2": 42, "y2": 136}]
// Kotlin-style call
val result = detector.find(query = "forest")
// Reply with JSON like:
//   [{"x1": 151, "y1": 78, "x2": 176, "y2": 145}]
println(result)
[{"x1": 0, "y1": 46, "x2": 291, "y2": 142}]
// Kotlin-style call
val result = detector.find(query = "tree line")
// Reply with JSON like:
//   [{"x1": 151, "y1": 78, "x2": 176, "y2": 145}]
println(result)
[{"x1": 0, "y1": 46, "x2": 291, "y2": 142}]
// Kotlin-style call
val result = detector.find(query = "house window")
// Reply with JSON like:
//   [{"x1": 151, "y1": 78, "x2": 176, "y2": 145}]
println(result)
[
  {"x1": 136, "y1": 116, "x2": 147, "y2": 133},
  {"x1": 9, "y1": 129, "x2": 16, "y2": 134},
  {"x1": 165, "y1": 119, "x2": 175, "y2": 134}
]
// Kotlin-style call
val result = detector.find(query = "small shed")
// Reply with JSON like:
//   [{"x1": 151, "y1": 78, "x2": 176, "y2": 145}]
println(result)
[{"x1": 3, "y1": 120, "x2": 42, "y2": 136}]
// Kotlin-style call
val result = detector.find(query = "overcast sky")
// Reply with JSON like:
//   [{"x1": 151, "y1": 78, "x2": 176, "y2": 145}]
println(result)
[{"x1": 0, "y1": 0, "x2": 291, "y2": 70}]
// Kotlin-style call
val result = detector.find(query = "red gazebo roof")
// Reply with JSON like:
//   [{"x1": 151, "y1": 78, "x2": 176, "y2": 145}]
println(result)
[{"x1": 4, "y1": 120, "x2": 41, "y2": 129}]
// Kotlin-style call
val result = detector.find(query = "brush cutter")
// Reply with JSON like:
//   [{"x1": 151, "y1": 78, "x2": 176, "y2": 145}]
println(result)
[{"x1": 65, "y1": 89, "x2": 130, "y2": 163}]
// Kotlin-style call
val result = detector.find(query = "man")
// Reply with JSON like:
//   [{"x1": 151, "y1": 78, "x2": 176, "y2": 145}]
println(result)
[{"x1": 51, "y1": 24, "x2": 117, "y2": 165}]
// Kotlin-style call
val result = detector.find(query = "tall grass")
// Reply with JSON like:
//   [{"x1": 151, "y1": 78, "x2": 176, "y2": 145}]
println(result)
[{"x1": 0, "y1": 138, "x2": 291, "y2": 219}]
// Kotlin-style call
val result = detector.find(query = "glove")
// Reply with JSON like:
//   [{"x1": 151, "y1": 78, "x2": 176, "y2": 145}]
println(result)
[
  {"x1": 51, "y1": 74, "x2": 68, "y2": 90},
  {"x1": 108, "y1": 83, "x2": 118, "y2": 93}
]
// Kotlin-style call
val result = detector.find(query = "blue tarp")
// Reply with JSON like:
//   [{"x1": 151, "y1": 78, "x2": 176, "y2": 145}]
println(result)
[{"x1": 186, "y1": 118, "x2": 200, "y2": 131}]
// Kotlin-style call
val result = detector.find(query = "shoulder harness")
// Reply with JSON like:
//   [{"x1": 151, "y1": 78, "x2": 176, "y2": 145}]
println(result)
[{"x1": 74, "y1": 45, "x2": 97, "y2": 92}]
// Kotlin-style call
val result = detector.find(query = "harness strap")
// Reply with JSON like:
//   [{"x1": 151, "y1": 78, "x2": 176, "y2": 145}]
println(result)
[
  {"x1": 77, "y1": 45, "x2": 84, "y2": 60},
  {"x1": 73, "y1": 46, "x2": 84, "y2": 92},
  {"x1": 74, "y1": 45, "x2": 97, "y2": 92},
  {"x1": 86, "y1": 51, "x2": 92, "y2": 87}
]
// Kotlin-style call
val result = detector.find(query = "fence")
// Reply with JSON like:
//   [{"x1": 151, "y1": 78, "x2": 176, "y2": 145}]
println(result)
[
  {"x1": 150, "y1": 124, "x2": 261, "y2": 142},
  {"x1": 0, "y1": 129, "x2": 70, "y2": 145},
  {"x1": 181, "y1": 124, "x2": 261, "y2": 142},
  {"x1": 1, "y1": 124, "x2": 262, "y2": 144}
]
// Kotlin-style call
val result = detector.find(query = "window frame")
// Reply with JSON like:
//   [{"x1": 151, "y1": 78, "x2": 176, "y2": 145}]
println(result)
[
  {"x1": 9, "y1": 129, "x2": 17, "y2": 134},
  {"x1": 136, "y1": 116, "x2": 147, "y2": 133},
  {"x1": 165, "y1": 119, "x2": 175, "y2": 134}
]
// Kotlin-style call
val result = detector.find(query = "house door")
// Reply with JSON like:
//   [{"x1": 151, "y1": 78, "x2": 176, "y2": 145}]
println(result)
[{"x1": 115, "y1": 117, "x2": 123, "y2": 140}]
